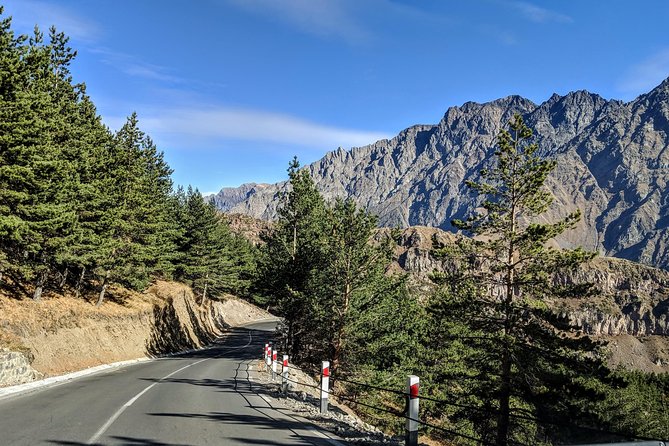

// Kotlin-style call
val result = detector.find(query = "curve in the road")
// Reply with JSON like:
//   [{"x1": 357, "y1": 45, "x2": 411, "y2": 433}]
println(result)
[{"x1": 0, "y1": 321, "x2": 346, "y2": 446}]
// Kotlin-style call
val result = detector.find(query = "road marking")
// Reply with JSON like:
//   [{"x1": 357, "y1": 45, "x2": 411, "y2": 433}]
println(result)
[
  {"x1": 88, "y1": 329, "x2": 255, "y2": 444},
  {"x1": 87, "y1": 359, "x2": 207, "y2": 444}
]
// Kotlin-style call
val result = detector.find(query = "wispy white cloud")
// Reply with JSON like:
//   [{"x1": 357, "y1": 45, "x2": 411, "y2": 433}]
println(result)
[
  {"x1": 90, "y1": 47, "x2": 184, "y2": 83},
  {"x1": 226, "y1": 0, "x2": 452, "y2": 45},
  {"x1": 126, "y1": 105, "x2": 390, "y2": 150},
  {"x1": 3, "y1": 0, "x2": 100, "y2": 42},
  {"x1": 478, "y1": 25, "x2": 518, "y2": 46},
  {"x1": 227, "y1": 0, "x2": 372, "y2": 45},
  {"x1": 618, "y1": 49, "x2": 669, "y2": 97},
  {"x1": 510, "y1": 2, "x2": 573, "y2": 24}
]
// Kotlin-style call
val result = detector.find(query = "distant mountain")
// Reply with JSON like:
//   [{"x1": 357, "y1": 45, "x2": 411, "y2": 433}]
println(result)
[
  {"x1": 213, "y1": 78, "x2": 669, "y2": 270},
  {"x1": 208, "y1": 183, "x2": 269, "y2": 212}
]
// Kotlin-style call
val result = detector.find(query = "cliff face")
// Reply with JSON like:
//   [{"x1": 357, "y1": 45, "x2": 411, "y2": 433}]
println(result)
[
  {"x1": 215, "y1": 79, "x2": 669, "y2": 270},
  {"x1": 556, "y1": 259, "x2": 669, "y2": 337},
  {"x1": 388, "y1": 226, "x2": 669, "y2": 371},
  {"x1": 388, "y1": 226, "x2": 669, "y2": 338}
]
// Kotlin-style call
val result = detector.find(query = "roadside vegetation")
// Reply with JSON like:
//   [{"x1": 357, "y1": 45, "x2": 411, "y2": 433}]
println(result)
[
  {"x1": 255, "y1": 122, "x2": 669, "y2": 444},
  {"x1": 1, "y1": 9, "x2": 668, "y2": 445},
  {"x1": 0, "y1": 9, "x2": 254, "y2": 305}
]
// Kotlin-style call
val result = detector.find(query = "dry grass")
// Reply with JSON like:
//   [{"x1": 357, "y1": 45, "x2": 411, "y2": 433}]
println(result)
[{"x1": 0, "y1": 280, "x2": 276, "y2": 378}]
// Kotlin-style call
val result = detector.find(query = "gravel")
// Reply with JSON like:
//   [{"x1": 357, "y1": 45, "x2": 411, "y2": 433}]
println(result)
[{"x1": 251, "y1": 360, "x2": 403, "y2": 445}]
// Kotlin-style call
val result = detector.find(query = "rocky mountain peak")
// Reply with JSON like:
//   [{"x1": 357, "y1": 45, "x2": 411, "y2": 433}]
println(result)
[{"x1": 213, "y1": 78, "x2": 669, "y2": 270}]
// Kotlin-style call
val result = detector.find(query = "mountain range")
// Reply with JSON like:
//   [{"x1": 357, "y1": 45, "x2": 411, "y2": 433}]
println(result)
[{"x1": 210, "y1": 78, "x2": 669, "y2": 270}]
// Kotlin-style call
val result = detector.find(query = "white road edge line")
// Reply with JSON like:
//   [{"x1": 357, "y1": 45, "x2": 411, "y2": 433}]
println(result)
[
  {"x1": 0, "y1": 322, "x2": 265, "y2": 401},
  {"x1": 87, "y1": 328, "x2": 254, "y2": 444}
]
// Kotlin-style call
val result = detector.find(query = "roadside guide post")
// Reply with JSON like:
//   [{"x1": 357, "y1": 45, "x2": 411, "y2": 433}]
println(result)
[
  {"x1": 282, "y1": 355, "x2": 289, "y2": 392},
  {"x1": 271, "y1": 349, "x2": 278, "y2": 380},
  {"x1": 320, "y1": 360, "x2": 330, "y2": 414},
  {"x1": 265, "y1": 343, "x2": 272, "y2": 371},
  {"x1": 406, "y1": 375, "x2": 419, "y2": 446}
]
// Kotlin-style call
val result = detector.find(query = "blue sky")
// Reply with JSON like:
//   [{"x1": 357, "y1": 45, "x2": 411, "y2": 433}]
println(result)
[{"x1": 4, "y1": 1, "x2": 669, "y2": 194}]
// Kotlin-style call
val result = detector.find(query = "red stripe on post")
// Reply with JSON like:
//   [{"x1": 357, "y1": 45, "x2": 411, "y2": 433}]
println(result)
[
  {"x1": 283, "y1": 359, "x2": 288, "y2": 367},
  {"x1": 410, "y1": 383, "x2": 419, "y2": 399},
  {"x1": 322, "y1": 367, "x2": 330, "y2": 377}
]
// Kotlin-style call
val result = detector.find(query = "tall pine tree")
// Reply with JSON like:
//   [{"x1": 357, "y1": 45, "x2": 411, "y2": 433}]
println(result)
[
  {"x1": 173, "y1": 186, "x2": 247, "y2": 301},
  {"x1": 427, "y1": 115, "x2": 607, "y2": 445},
  {"x1": 94, "y1": 113, "x2": 175, "y2": 305},
  {"x1": 257, "y1": 157, "x2": 326, "y2": 358}
]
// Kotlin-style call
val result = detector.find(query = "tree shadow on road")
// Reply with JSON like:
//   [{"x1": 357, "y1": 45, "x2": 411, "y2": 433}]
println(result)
[
  {"x1": 147, "y1": 411, "x2": 343, "y2": 445},
  {"x1": 47, "y1": 436, "x2": 193, "y2": 445}
]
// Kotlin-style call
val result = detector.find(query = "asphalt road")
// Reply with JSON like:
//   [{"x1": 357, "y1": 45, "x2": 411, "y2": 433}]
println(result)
[{"x1": 0, "y1": 321, "x2": 344, "y2": 445}]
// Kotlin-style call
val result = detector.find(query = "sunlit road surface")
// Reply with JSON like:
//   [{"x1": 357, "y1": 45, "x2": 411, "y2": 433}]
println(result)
[{"x1": 0, "y1": 320, "x2": 345, "y2": 445}]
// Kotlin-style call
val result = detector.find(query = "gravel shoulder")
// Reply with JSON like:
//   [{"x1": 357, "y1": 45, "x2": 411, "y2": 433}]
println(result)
[{"x1": 249, "y1": 358, "x2": 403, "y2": 446}]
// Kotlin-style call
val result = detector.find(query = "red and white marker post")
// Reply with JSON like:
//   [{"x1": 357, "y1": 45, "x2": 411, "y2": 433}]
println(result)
[
  {"x1": 263, "y1": 343, "x2": 269, "y2": 362},
  {"x1": 320, "y1": 360, "x2": 330, "y2": 414},
  {"x1": 271, "y1": 349, "x2": 278, "y2": 380},
  {"x1": 265, "y1": 343, "x2": 272, "y2": 371},
  {"x1": 282, "y1": 355, "x2": 289, "y2": 392},
  {"x1": 405, "y1": 375, "x2": 419, "y2": 446}
]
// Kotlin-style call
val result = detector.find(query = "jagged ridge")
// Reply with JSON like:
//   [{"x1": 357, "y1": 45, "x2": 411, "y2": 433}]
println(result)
[{"x1": 212, "y1": 79, "x2": 669, "y2": 270}]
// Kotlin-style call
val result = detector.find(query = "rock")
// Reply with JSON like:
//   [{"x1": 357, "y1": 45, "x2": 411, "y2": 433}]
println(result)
[
  {"x1": 213, "y1": 78, "x2": 669, "y2": 271},
  {"x1": 0, "y1": 351, "x2": 43, "y2": 387}
]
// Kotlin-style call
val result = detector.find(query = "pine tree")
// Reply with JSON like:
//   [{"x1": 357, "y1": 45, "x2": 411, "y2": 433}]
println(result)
[
  {"x1": 307, "y1": 201, "x2": 424, "y2": 433},
  {"x1": 56, "y1": 93, "x2": 115, "y2": 297},
  {"x1": 257, "y1": 157, "x2": 326, "y2": 358},
  {"x1": 94, "y1": 113, "x2": 175, "y2": 305},
  {"x1": 0, "y1": 23, "x2": 83, "y2": 299},
  {"x1": 0, "y1": 8, "x2": 28, "y2": 284},
  {"x1": 428, "y1": 114, "x2": 607, "y2": 445},
  {"x1": 315, "y1": 198, "x2": 400, "y2": 373},
  {"x1": 173, "y1": 186, "x2": 244, "y2": 301},
  {"x1": 0, "y1": 12, "x2": 177, "y2": 303}
]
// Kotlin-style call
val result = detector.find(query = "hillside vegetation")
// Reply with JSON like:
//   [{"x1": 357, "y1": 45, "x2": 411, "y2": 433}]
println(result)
[
  {"x1": 253, "y1": 126, "x2": 669, "y2": 445},
  {"x1": 0, "y1": 9, "x2": 254, "y2": 304}
]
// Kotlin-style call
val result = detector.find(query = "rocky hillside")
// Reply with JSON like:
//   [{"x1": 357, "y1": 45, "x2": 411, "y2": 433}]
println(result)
[
  {"x1": 209, "y1": 182, "x2": 270, "y2": 212},
  {"x1": 213, "y1": 79, "x2": 669, "y2": 270},
  {"x1": 389, "y1": 226, "x2": 669, "y2": 372},
  {"x1": 0, "y1": 282, "x2": 273, "y2": 387}
]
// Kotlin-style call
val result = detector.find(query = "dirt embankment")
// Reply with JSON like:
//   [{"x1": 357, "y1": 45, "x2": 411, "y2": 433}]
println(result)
[{"x1": 0, "y1": 281, "x2": 273, "y2": 384}]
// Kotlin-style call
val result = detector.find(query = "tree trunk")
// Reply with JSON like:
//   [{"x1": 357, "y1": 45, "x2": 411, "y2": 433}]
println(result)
[
  {"x1": 59, "y1": 267, "x2": 69, "y2": 288},
  {"x1": 202, "y1": 276, "x2": 208, "y2": 304},
  {"x1": 287, "y1": 319, "x2": 295, "y2": 358},
  {"x1": 496, "y1": 173, "x2": 518, "y2": 446},
  {"x1": 496, "y1": 347, "x2": 511, "y2": 446},
  {"x1": 97, "y1": 270, "x2": 110, "y2": 307},
  {"x1": 331, "y1": 280, "x2": 352, "y2": 378},
  {"x1": 75, "y1": 266, "x2": 86, "y2": 299},
  {"x1": 33, "y1": 270, "x2": 47, "y2": 301}
]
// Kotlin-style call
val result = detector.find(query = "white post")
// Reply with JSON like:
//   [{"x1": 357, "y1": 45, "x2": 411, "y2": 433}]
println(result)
[
  {"x1": 271, "y1": 349, "x2": 278, "y2": 380},
  {"x1": 282, "y1": 355, "x2": 289, "y2": 392},
  {"x1": 265, "y1": 343, "x2": 272, "y2": 371},
  {"x1": 320, "y1": 360, "x2": 330, "y2": 414},
  {"x1": 263, "y1": 343, "x2": 268, "y2": 362},
  {"x1": 406, "y1": 375, "x2": 419, "y2": 446}
]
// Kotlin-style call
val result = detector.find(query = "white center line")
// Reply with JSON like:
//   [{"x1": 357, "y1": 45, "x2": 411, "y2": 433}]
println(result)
[
  {"x1": 87, "y1": 358, "x2": 207, "y2": 444},
  {"x1": 87, "y1": 329, "x2": 255, "y2": 445}
]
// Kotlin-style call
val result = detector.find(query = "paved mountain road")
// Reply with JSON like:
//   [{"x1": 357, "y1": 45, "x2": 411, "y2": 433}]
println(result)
[{"x1": 0, "y1": 321, "x2": 344, "y2": 445}]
